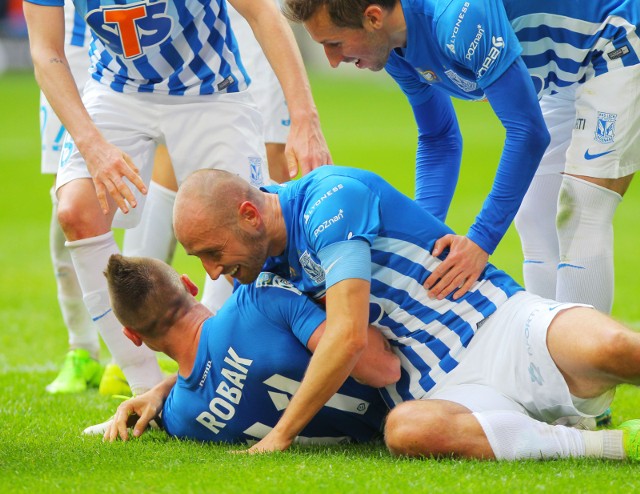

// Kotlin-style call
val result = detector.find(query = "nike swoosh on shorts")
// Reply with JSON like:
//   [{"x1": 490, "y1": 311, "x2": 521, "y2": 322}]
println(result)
[{"x1": 584, "y1": 149, "x2": 614, "y2": 160}]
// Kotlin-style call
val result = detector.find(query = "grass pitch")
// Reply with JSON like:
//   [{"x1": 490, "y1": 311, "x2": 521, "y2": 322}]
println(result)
[{"x1": 0, "y1": 69, "x2": 639, "y2": 493}]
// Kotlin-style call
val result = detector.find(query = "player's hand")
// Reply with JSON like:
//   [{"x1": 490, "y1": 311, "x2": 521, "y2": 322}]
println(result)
[
  {"x1": 285, "y1": 112, "x2": 332, "y2": 178},
  {"x1": 103, "y1": 391, "x2": 164, "y2": 442},
  {"x1": 81, "y1": 137, "x2": 147, "y2": 215},
  {"x1": 424, "y1": 234, "x2": 489, "y2": 300},
  {"x1": 233, "y1": 430, "x2": 293, "y2": 454}
]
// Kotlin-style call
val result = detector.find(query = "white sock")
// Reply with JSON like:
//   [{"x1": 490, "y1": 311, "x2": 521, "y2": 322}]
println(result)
[
  {"x1": 122, "y1": 181, "x2": 177, "y2": 263},
  {"x1": 514, "y1": 173, "x2": 562, "y2": 299},
  {"x1": 473, "y1": 411, "x2": 585, "y2": 460},
  {"x1": 556, "y1": 175, "x2": 621, "y2": 313},
  {"x1": 49, "y1": 188, "x2": 100, "y2": 359},
  {"x1": 66, "y1": 231, "x2": 164, "y2": 394},
  {"x1": 581, "y1": 430, "x2": 625, "y2": 459},
  {"x1": 201, "y1": 275, "x2": 234, "y2": 315}
]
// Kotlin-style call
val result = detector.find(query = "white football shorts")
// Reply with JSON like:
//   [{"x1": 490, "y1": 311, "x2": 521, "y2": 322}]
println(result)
[
  {"x1": 537, "y1": 64, "x2": 640, "y2": 179},
  {"x1": 40, "y1": 43, "x2": 91, "y2": 174},
  {"x1": 56, "y1": 78, "x2": 269, "y2": 229},
  {"x1": 428, "y1": 292, "x2": 614, "y2": 423},
  {"x1": 228, "y1": 3, "x2": 290, "y2": 144}
]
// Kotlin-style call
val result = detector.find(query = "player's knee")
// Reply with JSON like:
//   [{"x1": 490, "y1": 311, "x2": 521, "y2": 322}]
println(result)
[
  {"x1": 56, "y1": 187, "x2": 109, "y2": 240},
  {"x1": 595, "y1": 324, "x2": 640, "y2": 374},
  {"x1": 384, "y1": 401, "x2": 449, "y2": 458}
]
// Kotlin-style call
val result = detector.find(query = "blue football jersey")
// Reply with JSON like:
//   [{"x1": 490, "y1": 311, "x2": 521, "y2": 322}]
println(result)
[
  {"x1": 26, "y1": 0, "x2": 250, "y2": 95},
  {"x1": 386, "y1": 0, "x2": 640, "y2": 103},
  {"x1": 262, "y1": 166, "x2": 523, "y2": 407},
  {"x1": 162, "y1": 273, "x2": 387, "y2": 444}
]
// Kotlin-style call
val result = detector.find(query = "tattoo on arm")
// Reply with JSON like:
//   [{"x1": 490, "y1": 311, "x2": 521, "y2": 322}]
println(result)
[{"x1": 49, "y1": 57, "x2": 66, "y2": 65}]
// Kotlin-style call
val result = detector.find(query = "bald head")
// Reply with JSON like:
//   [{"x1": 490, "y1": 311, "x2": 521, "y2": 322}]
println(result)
[{"x1": 173, "y1": 169, "x2": 265, "y2": 252}]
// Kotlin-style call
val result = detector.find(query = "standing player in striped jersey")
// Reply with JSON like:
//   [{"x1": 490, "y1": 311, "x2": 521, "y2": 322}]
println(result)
[
  {"x1": 172, "y1": 166, "x2": 640, "y2": 460},
  {"x1": 23, "y1": 0, "x2": 332, "y2": 397},
  {"x1": 100, "y1": 255, "x2": 395, "y2": 444},
  {"x1": 283, "y1": 0, "x2": 640, "y2": 314},
  {"x1": 38, "y1": 4, "x2": 105, "y2": 394}
]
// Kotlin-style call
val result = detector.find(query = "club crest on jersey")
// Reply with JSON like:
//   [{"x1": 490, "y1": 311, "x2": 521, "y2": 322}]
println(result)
[
  {"x1": 594, "y1": 112, "x2": 617, "y2": 144},
  {"x1": 86, "y1": 1, "x2": 173, "y2": 59},
  {"x1": 299, "y1": 251, "x2": 325, "y2": 285},
  {"x1": 256, "y1": 272, "x2": 302, "y2": 295},
  {"x1": 249, "y1": 157, "x2": 265, "y2": 186},
  {"x1": 418, "y1": 69, "x2": 439, "y2": 83}
]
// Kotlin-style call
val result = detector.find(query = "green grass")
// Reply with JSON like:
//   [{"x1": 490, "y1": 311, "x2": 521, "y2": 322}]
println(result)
[{"x1": 0, "y1": 69, "x2": 639, "y2": 493}]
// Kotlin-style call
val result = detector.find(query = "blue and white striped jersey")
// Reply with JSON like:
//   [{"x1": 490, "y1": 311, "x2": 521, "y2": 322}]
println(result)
[
  {"x1": 163, "y1": 273, "x2": 387, "y2": 444},
  {"x1": 27, "y1": 0, "x2": 250, "y2": 96},
  {"x1": 64, "y1": 3, "x2": 90, "y2": 48},
  {"x1": 262, "y1": 166, "x2": 523, "y2": 407},
  {"x1": 386, "y1": 0, "x2": 640, "y2": 103},
  {"x1": 504, "y1": 0, "x2": 640, "y2": 95}
]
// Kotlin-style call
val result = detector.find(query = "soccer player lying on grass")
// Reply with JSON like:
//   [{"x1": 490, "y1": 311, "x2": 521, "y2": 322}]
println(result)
[
  {"x1": 172, "y1": 166, "x2": 640, "y2": 460},
  {"x1": 102, "y1": 254, "x2": 397, "y2": 444}
]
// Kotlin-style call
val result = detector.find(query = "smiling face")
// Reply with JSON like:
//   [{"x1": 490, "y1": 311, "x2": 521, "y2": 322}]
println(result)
[
  {"x1": 304, "y1": 5, "x2": 393, "y2": 72},
  {"x1": 180, "y1": 219, "x2": 269, "y2": 285}
]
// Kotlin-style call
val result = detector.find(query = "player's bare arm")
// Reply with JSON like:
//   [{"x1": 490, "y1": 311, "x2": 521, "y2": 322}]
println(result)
[
  {"x1": 229, "y1": 0, "x2": 332, "y2": 178},
  {"x1": 307, "y1": 322, "x2": 401, "y2": 388},
  {"x1": 243, "y1": 278, "x2": 370, "y2": 453},
  {"x1": 24, "y1": 3, "x2": 147, "y2": 215}
]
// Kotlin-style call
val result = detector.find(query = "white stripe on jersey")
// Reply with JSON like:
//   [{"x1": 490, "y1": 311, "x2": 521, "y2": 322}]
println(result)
[
  {"x1": 262, "y1": 375, "x2": 371, "y2": 414},
  {"x1": 243, "y1": 422, "x2": 351, "y2": 445},
  {"x1": 512, "y1": 13, "x2": 640, "y2": 92},
  {"x1": 369, "y1": 236, "x2": 512, "y2": 403}
]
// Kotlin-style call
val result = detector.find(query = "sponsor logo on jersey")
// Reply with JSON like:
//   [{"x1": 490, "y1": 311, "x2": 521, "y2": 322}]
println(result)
[
  {"x1": 249, "y1": 157, "x2": 265, "y2": 186},
  {"x1": 476, "y1": 36, "x2": 504, "y2": 79},
  {"x1": 574, "y1": 117, "x2": 586, "y2": 130},
  {"x1": 447, "y1": 1, "x2": 471, "y2": 54},
  {"x1": 299, "y1": 250, "x2": 325, "y2": 285},
  {"x1": 465, "y1": 25, "x2": 484, "y2": 60},
  {"x1": 594, "y1": 111, "x2": 617, "y2": 144},
  {"x1": 607, "y1": 45, "x2": 630, "y2": 61},
  {"x1": 303, "y1": 183, "x2": 344, "y2": 223},
  {"x1": 199, "y1": 360, "x2": 212, "y2": 387},
  {"x1": 444, "y1": 69, "x2": 477, "y2": 92},
  {"x1": 86, "y1": 1, "x2": 173, "y2": 60},
  {"x1": 418, "y1": 69, "x2": 439, "y2": 83},
  {"x1": 313, "y1": 209, "x2": 344, "y2": 238},
  {"x1": 196, "y1": 347, "x2": 253, "y2": 434}
]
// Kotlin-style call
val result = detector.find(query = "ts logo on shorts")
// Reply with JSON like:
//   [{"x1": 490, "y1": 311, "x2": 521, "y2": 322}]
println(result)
[
  {"x1": 86, "y1": 1, "x2": 173, "y2": 59},
  {"x1": 594, "y1": 111, "x2": 617, "y2": 144}
]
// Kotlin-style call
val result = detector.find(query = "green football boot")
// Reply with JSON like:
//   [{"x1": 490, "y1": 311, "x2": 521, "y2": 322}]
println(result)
[
  {"x1": 98, "y1": 363, "x2": 132, "y2": 397},
  {"x1": 46, "y1": 349, "x2": 104, "y2": 394},
  {"x1": 620, "y1": 419, "x2": 640, "y2": 461}
]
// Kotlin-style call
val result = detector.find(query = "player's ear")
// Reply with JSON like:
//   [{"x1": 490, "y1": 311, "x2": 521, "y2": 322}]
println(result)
[
  {"x1": 123, "y1": 326, "x2": 143, "y2": 347},
  {"x1": 363, "y1": 5, "x2": 384, "y2": 30},
  {"x1": 181, "y1": 274, "x2": 199, "y2": 296},
  {"x1": 238, "y1": 201, "x2": 260, "y2": 227}
]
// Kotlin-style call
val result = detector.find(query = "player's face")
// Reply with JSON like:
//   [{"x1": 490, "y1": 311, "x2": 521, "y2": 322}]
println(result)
[
  {"x1": 184, "y1": 224, "x2": 268, "y2": 285},
  {"x1": 304, "y1": 7, "x2": 392, "y2": 72}
]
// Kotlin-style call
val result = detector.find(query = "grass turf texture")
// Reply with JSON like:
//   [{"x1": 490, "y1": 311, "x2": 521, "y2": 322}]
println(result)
[{"x1": 0, "y1": 69, "x2": 639, "y2": 493}]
